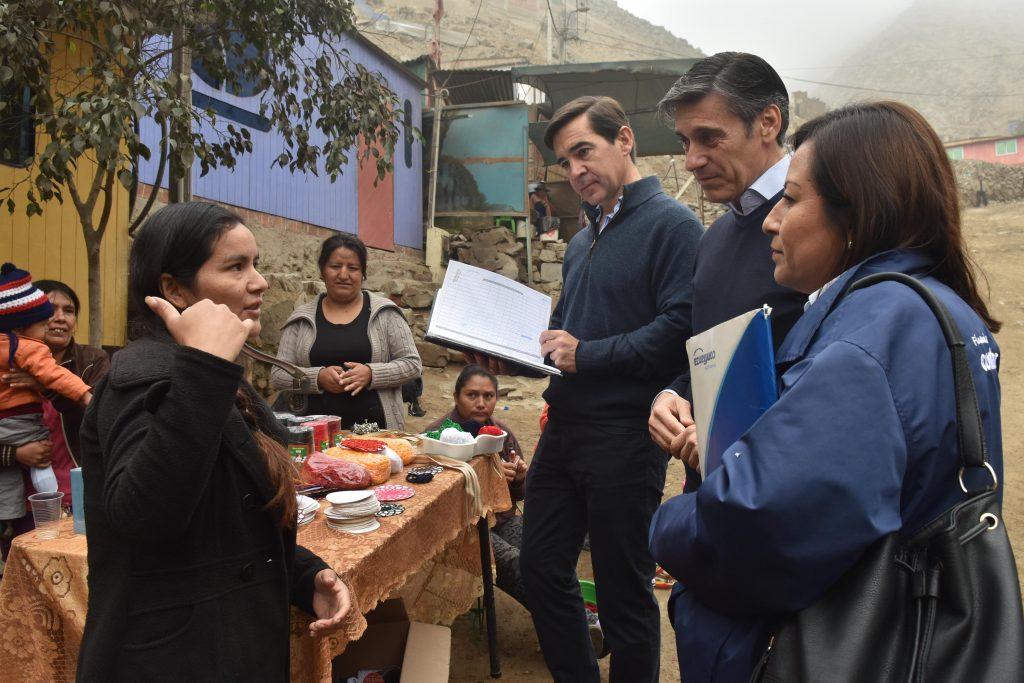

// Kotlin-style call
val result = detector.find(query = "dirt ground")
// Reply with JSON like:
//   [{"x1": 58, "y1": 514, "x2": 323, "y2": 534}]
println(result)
[{"x1": 404, "y1": 201, "x2": 1024, "y2": 683}]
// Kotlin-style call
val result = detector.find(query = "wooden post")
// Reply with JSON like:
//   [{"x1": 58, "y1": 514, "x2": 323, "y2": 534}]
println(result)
[{"x1": 168, "y1": 27, "x2": 192, "y2": 203}]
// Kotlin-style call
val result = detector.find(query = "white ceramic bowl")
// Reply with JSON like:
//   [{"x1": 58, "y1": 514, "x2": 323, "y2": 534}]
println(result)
[{"x1": 420, "y1": 430, "x2": 508, "y2": 462}]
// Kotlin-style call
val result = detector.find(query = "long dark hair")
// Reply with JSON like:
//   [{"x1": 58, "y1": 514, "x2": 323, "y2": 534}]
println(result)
[
  {"x1": 129, "y1": 201, "x2": 244, "y2": 338},
  {"x1": 793, "y1": 101, "x2": 1000, "y2": 332},
  {"x1": 129, "y1": 201, "x2": 297, "y2": 526}
]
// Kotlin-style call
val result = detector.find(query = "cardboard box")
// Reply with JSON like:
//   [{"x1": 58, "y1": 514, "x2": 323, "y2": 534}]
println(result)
[{"x1": 332, "y1": 599, "x2": 451, "y2": 683}]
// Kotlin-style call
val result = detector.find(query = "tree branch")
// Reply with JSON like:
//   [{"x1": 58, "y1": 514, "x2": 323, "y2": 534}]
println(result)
[
  {"x1": 66, "y1": 169, "x2": 86, "y2": 219},
  {"x1": 129, "y1": 117, "x2": 168, "y2": 236},
  {"x1": 94, "y1": 167, "x2": 115, "y2": 243},
  {"x1": 82, "y1": 152, "x2": 107, "y2": 215}
]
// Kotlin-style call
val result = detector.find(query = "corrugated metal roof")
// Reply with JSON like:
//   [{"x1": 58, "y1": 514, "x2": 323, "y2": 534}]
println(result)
[{"x1": 434, "y1": 69, "x2": 516, "y2": 106}]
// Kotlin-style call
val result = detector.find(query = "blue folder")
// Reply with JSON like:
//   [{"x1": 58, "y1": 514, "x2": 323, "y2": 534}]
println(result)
[{"x1": 687, "y1": 307, "x2": 778, "y2": 476}]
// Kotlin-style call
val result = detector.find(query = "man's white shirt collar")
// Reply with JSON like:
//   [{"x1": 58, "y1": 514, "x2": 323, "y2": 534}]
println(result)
[
  {"x1": 730, "y1": 154, "x2": 791, "y2": 217},
  {"x1": 596, "y1": 194, "x2": 624, "y2": 234}
]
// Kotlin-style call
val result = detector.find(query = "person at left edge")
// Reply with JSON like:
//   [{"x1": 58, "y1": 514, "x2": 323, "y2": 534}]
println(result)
[
  {"x1": 511, "y1": 96, "x2": 703, "y2": 683},
  {"x1": 0, "y1": 280, "x2": 110, "y2": 511},
  {"x1": 77, "y1": 202, "x2": 351, "y2": 682}
]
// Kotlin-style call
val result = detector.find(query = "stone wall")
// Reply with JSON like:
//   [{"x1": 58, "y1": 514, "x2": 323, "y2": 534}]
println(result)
[
  {"x1": 448, "y1": 227, "x2": 566, "y2": 300},
  {"x1": 953, "y1": 159, "x2": 1024, "y2": 206}
]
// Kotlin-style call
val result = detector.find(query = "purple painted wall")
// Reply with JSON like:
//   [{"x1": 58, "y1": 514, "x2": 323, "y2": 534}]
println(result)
[{"x1": 137, "y1": 33, "x2": 424, "y2": 249}]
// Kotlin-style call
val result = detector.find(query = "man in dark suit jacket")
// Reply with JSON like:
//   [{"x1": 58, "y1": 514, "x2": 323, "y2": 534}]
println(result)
[{"x1": 648, "y1": 53, "x2": 807, "y2": 487}]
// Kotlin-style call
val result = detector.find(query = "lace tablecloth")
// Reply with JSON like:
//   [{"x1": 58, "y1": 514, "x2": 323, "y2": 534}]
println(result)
[{"x1": 0, "y1": 454, "x2": 512, "y2": 682}]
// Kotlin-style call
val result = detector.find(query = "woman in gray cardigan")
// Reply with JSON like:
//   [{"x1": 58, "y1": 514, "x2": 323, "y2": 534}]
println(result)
[{"x1": 272, "y1": 234, "x2": 422, "y2": 431}]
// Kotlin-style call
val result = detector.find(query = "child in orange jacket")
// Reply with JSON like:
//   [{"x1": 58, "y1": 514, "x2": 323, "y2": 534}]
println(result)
[{"x1": 0, "y1": 263, "x2": 91, "y2": 527}]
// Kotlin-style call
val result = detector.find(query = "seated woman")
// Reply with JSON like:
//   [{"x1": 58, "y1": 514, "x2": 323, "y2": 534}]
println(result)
[
  {"x1": 650, "y1": 102, "x2": 1006, "y2": 682},
  {"x1": 273, "y1": 234, "x2": 421, "y2": 430},
  {"x1": 424, "y1": 365, "x2": 528, "y2": 607},
  {"x1": 77, "y1": 202, "x2": 351, "y2": 680}
]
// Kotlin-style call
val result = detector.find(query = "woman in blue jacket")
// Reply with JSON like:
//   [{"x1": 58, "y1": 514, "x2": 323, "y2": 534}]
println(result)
[{"x1": 649, "y1": 101, "x2": 1004, "y2": 682}]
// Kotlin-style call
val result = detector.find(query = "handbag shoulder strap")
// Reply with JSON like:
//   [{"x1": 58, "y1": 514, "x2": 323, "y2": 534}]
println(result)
[{"x1": 839, "y1": 272, "x2": 996, "y2": 493}]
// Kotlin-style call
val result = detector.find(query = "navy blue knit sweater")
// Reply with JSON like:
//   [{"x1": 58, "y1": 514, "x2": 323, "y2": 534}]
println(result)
[
  {"x1": 668, "y1": 190, "x2": 806, "y2": 397},
  {"x1": 543, "y1": 176, "x2": 703, "y2": 426}
]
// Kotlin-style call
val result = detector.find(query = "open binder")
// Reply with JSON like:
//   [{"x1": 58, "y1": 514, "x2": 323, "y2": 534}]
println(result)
[{"x1": 425, "y1": 260, "x2": 561, "y2": 376}]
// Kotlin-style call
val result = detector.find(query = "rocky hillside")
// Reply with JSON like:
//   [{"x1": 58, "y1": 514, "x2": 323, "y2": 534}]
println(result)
[
  {"x1": 358, "y1": 0, "x2": 702, "y2": 66},
  {"x1": 813, "y1": 0, "x2": 1024, "y2": 140}
]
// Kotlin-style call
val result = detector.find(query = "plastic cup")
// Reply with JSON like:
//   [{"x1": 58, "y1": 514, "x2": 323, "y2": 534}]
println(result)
[{"x1": 28, "y1": 491, "x2": 64, "y2": 540}]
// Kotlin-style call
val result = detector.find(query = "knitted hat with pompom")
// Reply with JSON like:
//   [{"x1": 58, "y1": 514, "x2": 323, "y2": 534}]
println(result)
[{"x1": 0, "y1": 262, "x2": 54, "y2": 333}]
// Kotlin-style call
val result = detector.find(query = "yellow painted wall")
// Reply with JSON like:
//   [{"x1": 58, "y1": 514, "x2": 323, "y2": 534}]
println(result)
[{"x1": 0, "y1": 35, "x2": 129, "y2": 346}]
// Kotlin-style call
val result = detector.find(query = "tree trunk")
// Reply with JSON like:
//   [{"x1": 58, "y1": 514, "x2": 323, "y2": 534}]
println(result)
[{"x1": 84, "y1": 228, "x2": 103, "y2": 348}]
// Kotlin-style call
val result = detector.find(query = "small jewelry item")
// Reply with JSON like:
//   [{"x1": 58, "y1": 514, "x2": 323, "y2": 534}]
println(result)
[
  {"x1": 376, "y1": 503, "x2": 405, "y2": 517},
  {"x1": 352, "y1": 421, "x2": 380, "y2": 435},
  {"x1": 406, "y1": 470, "x2": 434, "y2": 484}
]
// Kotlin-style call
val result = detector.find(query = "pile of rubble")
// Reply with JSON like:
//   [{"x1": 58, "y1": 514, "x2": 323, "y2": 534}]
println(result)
[{"x1": 448, "y1": 226, "x2": 566, "y2": 298}]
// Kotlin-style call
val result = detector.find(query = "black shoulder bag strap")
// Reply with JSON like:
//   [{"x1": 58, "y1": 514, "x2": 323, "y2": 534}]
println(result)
[{"x1": 846, "y1": 272, "x2": 995, "y2": 490}]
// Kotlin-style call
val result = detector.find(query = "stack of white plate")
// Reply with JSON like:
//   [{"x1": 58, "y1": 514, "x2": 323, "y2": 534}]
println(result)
[
  {"x1": 297, "y1": 494, "x2": 318, "y2": 527},
  {"x1": 324, "y1": 490, "x2": 380, "y2": 534}
]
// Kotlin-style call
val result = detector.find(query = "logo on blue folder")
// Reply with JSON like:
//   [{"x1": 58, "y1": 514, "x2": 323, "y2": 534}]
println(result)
[{"x1": 692, "y1": 347, "x2": 717, "y2": 368}]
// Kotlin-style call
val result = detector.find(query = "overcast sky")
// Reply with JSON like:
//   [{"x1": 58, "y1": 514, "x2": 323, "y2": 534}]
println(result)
[{"x1": 619, "y1": 0, "x2": 915, "y2": 90}]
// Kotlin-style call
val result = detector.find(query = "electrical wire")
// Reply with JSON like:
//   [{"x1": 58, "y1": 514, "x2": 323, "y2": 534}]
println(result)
[
  {"x1": 443, "y1": 0, "x2": 486, "y2": 84},
  {"x1": 545, "y1": 0, "x2": 564, "y2": 39},
  {"x1": 781, "y1": 75, "x2": 1024, "y2": 99},
  {"x1": 779, "y1": 51, "x2": 1024, "y2": 72}
]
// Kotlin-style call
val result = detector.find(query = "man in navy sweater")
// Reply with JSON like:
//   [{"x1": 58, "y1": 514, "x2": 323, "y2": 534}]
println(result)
[
  {"x1": 648, "y1": 53, "x2": 806, "y2": 484},
  {"x1": 493, "y1": 96, "x2": 702, "y2": 682}
]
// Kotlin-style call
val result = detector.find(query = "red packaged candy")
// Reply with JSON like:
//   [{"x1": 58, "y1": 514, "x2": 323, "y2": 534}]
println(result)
[
  {"x1": 341, "y1": 438, "x2": 387, "y2": 453},
  {"x1": 478, "y1": 425, "x2": 504, "y2": 436},
  {"x1": 301, "y1": 451, "x2": 373, "y2": 490}
]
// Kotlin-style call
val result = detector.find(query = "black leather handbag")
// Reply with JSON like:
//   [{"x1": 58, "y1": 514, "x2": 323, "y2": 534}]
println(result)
[{"x1": 752, "y1": 272, "x2": 1024, "y2": 683}]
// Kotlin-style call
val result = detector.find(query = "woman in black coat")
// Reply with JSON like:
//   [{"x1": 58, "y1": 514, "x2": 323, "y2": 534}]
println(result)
[{"x1": 77, "y1": 202, "x2": 350, "y2": 682}]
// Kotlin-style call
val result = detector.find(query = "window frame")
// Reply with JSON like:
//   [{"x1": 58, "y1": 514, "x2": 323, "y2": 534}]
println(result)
[{"x1": 995, "y1": 139, "x2": 1018, "y2": 156}]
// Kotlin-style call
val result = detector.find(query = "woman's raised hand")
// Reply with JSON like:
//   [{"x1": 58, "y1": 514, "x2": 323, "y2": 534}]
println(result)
[{"x1": 146, "y1": 296, "x2": 254, "y2": 362}]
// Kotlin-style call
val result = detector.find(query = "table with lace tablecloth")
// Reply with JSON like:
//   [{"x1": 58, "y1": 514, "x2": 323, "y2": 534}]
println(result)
[{"x1": 0, "y1": 454, "x2": 512, "y2": 683}]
